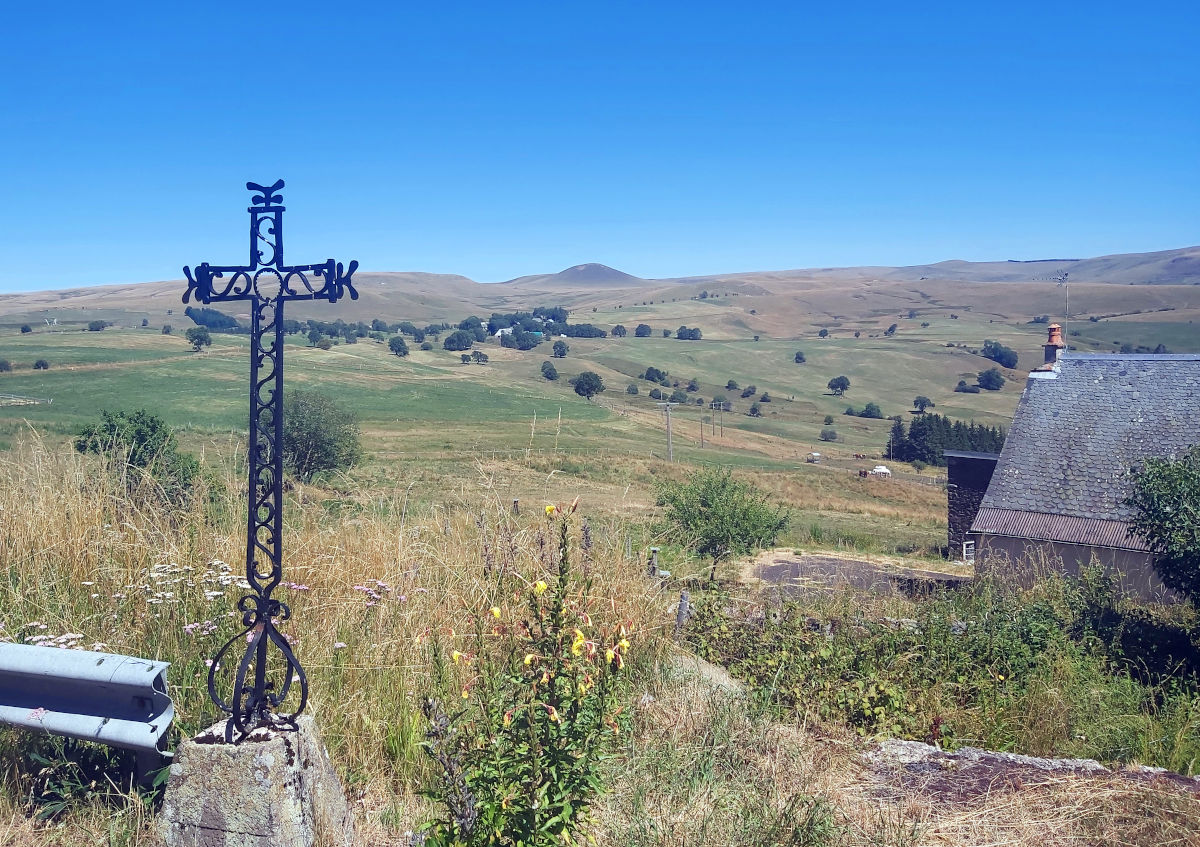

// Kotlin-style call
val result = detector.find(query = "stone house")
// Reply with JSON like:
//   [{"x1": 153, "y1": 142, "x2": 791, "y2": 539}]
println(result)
[{"x1": 951, "y1": 325, "x2": 1200, "y2": 600}]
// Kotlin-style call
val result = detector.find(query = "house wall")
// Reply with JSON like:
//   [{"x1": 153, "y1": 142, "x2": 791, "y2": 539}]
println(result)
[
  {"x1": 973, "y1": 533, "x2": 1176, "y2": 602},
  {"x1": 947, "y1": 455, "x2": 997, "y2": 555}
]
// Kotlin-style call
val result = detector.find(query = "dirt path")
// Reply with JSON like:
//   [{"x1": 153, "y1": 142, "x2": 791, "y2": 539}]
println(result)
[{"x1": 743, "y1": 548, "x2": 970, "y2": 596}]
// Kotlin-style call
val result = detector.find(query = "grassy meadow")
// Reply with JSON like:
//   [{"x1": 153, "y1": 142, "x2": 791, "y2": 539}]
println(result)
[{"x1": 2, "y1": 280, "x2": 1199, "y2": 845}]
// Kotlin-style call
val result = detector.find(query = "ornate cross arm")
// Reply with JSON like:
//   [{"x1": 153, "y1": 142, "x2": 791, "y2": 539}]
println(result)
[{"x1": 183, "y1": 260, "x2": 359, "y2": 305}]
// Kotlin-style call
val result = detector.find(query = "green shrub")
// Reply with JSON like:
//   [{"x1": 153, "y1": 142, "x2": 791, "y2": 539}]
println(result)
[
  {"x1": 420, "y1": 509, "x2": 628, "y2": 846},
  {"x1": 74, "y1": 409, "x2": 199, "y2": 501},
  {"x1": 281, "y1": 389, "x2": 362, "y2": 481},
  {"x1": 656, "y1": 468, "x2": 788, "y2": 582}
]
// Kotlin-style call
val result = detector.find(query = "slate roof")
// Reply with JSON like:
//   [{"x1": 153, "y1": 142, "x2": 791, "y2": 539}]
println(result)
[{"x1": 971, "y1": 353, "x2": 1200, "y2": 549}]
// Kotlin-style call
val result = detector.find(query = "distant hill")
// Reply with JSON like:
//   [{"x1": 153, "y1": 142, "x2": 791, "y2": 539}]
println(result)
[
  {"x1": 874, "y1": 246, "x2": 1200, "y2": 286},
  {"x1": 2, "y1": 247, "x2": 1198, "y2": 329},
  {"x1": 502, "y1": 263, "x2": 645, "y2": 288}
]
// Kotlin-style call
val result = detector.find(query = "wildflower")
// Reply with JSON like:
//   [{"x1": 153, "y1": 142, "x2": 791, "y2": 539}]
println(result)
[
  {"x1": 524, "y1": 653, "x2": 537, "y2": 665},
  {"x1": 545, "y1": 705, "x2": 560, "y2": 723},
  {"x1": 605, "y1": 648, "x2": 615, "y2": 664},
  {"x1": 333, "y1": 642, "x2": 347, "y2": 650},
  {"x1": 545, "y1": 505, "x2": 557, "y2": 516},
  {"x1": 533, "y1": 580, "x2": 548, "y2": 596},
  {"x1": 452, "y1": 650, "x2": 464, "y2": 665},
  {"x1": 461, "y1": 689, "x2": 469, "y2": 700},
  {"x1": 619, "y1": 638, "x2": 630, "y2": 650},
  {"x1": 490, "y1": 606, "x2": 501, "y2": 619},
  {"x1": 571, "y1": 629, "x2": 586, "y2": 656},
  {"x1": 503, "y1": 710, "x2": 513, "y2": 727}
]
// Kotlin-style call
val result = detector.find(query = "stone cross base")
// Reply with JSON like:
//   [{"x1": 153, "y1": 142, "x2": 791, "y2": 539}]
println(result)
[{"x1": 159, "y1": 716, "x2": 357, "y2": 847}]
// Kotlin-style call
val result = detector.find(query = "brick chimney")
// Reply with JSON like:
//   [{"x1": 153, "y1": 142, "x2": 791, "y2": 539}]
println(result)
[{"x1": 1043, "y1": 323, "x2": 1065, "y2": 366}]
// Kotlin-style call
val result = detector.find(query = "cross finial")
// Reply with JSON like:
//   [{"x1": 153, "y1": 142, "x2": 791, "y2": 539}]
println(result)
[{"x1": 247, "y1": 179, "x2": 285, "y2": 207}]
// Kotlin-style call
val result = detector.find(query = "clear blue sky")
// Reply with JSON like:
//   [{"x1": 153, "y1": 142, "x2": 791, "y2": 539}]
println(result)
[{"x1": 1, "y1": 1, "x2": 1196, "y2": 292}]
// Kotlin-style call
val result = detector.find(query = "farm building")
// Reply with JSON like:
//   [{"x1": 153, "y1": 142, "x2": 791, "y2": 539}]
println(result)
[{"x1": 962, "y1": 327, "x2": 1200, "y2": 600}]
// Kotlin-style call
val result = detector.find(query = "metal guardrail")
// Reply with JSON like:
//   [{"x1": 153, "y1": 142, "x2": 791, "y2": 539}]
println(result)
[{"x1": 0, "y1": 643, "x2": 174, "y2": 778}]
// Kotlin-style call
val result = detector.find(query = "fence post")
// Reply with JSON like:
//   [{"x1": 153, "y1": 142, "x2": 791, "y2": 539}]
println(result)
[
  {"x1": 512, "y1": 498, "x2": 520, "y2": 515},
  {"x1": 648, "y1": 547, "x2": 659, "y2": 577},
  {"x1": 674, "y1": 591, "x2": 690, "y2": 639}
]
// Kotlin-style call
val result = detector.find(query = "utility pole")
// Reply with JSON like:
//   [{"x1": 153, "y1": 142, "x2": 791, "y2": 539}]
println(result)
[
  {"x1": 656, "y1": 402, "x2": 676, "y2": 462},
  {"x1": 699, "y1": 412, "x2": 704, "y2": 448}
]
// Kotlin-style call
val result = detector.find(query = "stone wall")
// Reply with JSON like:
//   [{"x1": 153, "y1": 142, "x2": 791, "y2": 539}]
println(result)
[{"x1": 946, "y1": 453, "x2": 998, "y2": 556}]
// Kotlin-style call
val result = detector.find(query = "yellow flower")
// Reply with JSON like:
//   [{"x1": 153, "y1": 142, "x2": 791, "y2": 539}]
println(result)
[
  {"x1": 546, "y1": 705, "x2": 560, "y2": 723},
  {"x1": 605, "y1": 648, "x2": 615, "y2": 664},
  {"x1": 533, "y1": 580, "x2": 548, "y2": 596},
  {"x1": 619, "y1": 638, "x2": 630, "y2": 650},
  {"x1": 524, "y1": 653, "x2": 537, "y2": 665},
  {"x1": 503, "y1": 709, "x2": 513, "y2": 727},
  {"x1": 545, "y1": 505, "x2": 557, "y2": 516},
  {"x1": 451, "y1": 650, "x2": 463, "y2": 665},
  {"x1": 490, "y1": 606, "x2": 502, "y2": 619},
  {"x1": 461, "y1": 689, "x2": 469, "y2": 700},
  {"x1": 571, "y1": 628, "x2": 586, "y2": 656},
  {"x1": 997, "y1": 674, "x2": 1005, "y2": 682}
]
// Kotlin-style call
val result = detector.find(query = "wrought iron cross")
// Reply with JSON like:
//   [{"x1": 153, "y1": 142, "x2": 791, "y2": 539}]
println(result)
[{"x1": 183, "y1": 180, "x2": 358, "y2": 737}]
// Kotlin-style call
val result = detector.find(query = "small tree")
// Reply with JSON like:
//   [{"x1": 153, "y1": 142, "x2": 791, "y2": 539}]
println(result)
[
  {"x1": 162, "y1": 324, "x2": 173, "y2": 335},
  {"x1": 443, "y1": 330, "x2": 475, "y2": 351},
  {"x1": 0, "y1": 360, "x2": 10, "y2": 372},
  {"x1": 552, "y1": 340, "x2": 569, "y2": 358},
  {"x1": 461, "y1": 354, "x2": 472, "y2": 364},
  {"x1": 185, "y1": 326, "x2": 212, "y2": 351},
  {"x1": 656, "y1": 468, "x2": 788, "y2": 582},
  {"x1": 471, "y1": 350, "x2": 489, "y2": 364},
  {"x1": 388, "y1": 335, "x2": 409, "y2": 357},
  {"x1": 662, "y1": 329, "x2": 671, "y2": 338},
  {"x1": 634, "y1": 324, "x2": 652, "y2": 337},
  {"x1": 824, "y1": 415, "x2": 834, "y2": 425},
  {"x1": 794, "y1": 351, "x2": 805, "y2": 363},
  {"x1": 913, "y1": 395, "x2": 934, "y2": 413},
  {"x1": 978, "y1": 368, "x2": 1006, "y2": 391},
  {"x1": 649, "y1": 387, "x2": 662, "y2": 399},
  {"x1": 612, "y1": 324, "x2": 627, "y2": 337},
  {"x1": 818, "y1": 329, "x2": 829, "y2": 338},
  {"x1": 759, "y1": 392, "x2": 771, "y2": 403},
  {"x1": 87, "y1": 320, "x2": 107, "y2": 332},
  {"x1": 726, "y1": 379, "x2": 739, "y2": 390},
  {"x1": 819, "y1": 427, "x2": 838, "y2": 442},
  {"x1": 33, "y1": 359, "x2": 49, "y2": 370},
  {"x1": 626, "y1": 383, "x2": 638, "y2": 395},
  {"x1": 281, "y1": 389, "x2": 362, "y2": 481},
  {"x1": 141, "y1": 318, "x2": 149, "y2": 327},
  {"x1": 860, "y1": 402, "x2": 883, "y2": 419},
  {"x1": 740, "y1": 385, "x2": 757, "y2": 398},
  {"x1": 827, "y1": 375, "x2": 850, "y2": 396},
  {"x1": 748, "y1": 402, "x2": 762, "y2": 417},
  {"x1": 541, "y1": 361, "x2": 559, "y2": 381},
  {"x1": 20, "y1": 324, "x2": 31, "y2": 334},
  {"x1": 1126, "y1": 446, "x2": 1200, "y2": 601},
  {"x1": 573, "y1": 371, "x2": 605, "y2": 399}
]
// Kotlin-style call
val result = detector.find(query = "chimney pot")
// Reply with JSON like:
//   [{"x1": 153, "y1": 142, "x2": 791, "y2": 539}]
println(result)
[{"x1": 1043, "y1": 323, "x2": 1066, "y2": 365}]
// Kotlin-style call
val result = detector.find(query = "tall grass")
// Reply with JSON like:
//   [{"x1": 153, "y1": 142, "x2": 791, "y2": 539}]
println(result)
[{"x1": 0, "y1": 433, "x2": 665, "y2": 837}]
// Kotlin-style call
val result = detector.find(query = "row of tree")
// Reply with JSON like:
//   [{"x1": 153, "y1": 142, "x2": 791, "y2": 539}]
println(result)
[{"x1": 887, "y1": 414, "x2": 1006, "y2": 466}]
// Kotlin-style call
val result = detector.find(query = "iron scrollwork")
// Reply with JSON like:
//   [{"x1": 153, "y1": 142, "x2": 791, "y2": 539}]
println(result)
[{"x1": 184, "y1": 180, "x2": 358, "y2": 739}]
